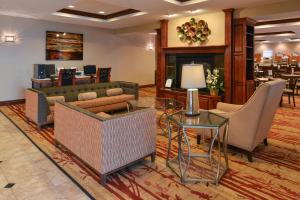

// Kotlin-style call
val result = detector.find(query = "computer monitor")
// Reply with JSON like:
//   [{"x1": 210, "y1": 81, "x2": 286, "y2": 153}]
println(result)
[
  {"x1": 84, "y1": 65, "x2": 96, "y2": 75},
  {"x1": 33, "y1": 64, "x2": 55, "y2": 79}
]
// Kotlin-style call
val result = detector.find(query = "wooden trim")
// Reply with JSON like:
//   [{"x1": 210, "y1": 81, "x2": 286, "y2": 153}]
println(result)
[
  {"x1": 255, "y1": 31, "x2": 295, "y2": 36},
  {"x1": 156, "y1": 20, "x2": 168, "y2": 98},
  {"x1": 223, "y1": 8, "x2": 234, "y2": 103},
  {"x1": 256, "y1": 17, "x2": 300, "y2": 26},
  {"x1": 235, "y1": 17, "x2": 256, "y2": 26},
  {"x1": 57, "y1": 8, "x2": 140, "y2": 20},
  {"x1": 0, "y1": 99, "x2": 25, "y2": 106},
  {"x1": 162, "y1": 45, "x2": 226, "y2": 54},
  {"x1": 139, "y1": 84, "x2": 155, "y2": 88}
]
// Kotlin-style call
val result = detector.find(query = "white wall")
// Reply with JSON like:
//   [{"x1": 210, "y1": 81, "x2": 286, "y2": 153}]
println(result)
[
  {"x1": 0, "y1": 15, "x2": 155, "y2": 101},
  {"x1": 168, "y1": 11, "x2": 225, "y2": 47}
]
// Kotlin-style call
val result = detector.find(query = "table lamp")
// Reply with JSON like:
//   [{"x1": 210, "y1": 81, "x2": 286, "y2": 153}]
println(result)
[{"x1": 181, "y1": 64, "x2": 206, "y2": 116}]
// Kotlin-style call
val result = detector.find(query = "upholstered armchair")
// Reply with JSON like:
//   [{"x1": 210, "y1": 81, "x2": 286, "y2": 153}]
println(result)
[{"x1": 210, "y1": 79, "x2": 286, "y2": 162}]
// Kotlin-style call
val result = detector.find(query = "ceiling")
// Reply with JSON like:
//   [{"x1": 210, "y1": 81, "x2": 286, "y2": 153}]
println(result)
[
  {"x1": 0, "y1": 0, "x2": 290, "y2": 30},
  {"x1": 253, "y1": 11, "x2": 300, "y2": 44}
]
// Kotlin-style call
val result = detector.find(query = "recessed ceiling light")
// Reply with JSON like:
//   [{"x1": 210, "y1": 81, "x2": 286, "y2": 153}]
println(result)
[
  {"x1": 67, "y1": 5, "x2": 74, "y2": 9},
  {"x1": 164, "y1": 0, "x2": 209, "y2": 6},
  {"x1": 287, "y1": 38, "x2": 300, "y2": 42},
  {"x1": 187, "y1": 9, "x2": 204, "y2": 14},
  {"x1": 165, "y1": 14, "x2": 178, "y2": 18},
  {"x1": 98, "y1": 11, "x2": 105, "y2": 14}
]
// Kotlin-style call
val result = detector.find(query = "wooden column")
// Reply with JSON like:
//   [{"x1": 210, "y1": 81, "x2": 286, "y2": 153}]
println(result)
[
  {"x1": 156, "y1": 20, "x2": 168, "y2": 97},
  {"x1": 223, "y1": 8, "x2": 234, "y2": 103}
]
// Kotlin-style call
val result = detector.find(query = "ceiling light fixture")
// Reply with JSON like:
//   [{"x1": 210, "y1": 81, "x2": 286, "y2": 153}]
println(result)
[
  {"x1": 98, "y1": 11, "x2": 105, "y2": 14},
  {"x1": 165, "y1": 14, "x2": 178, "y2": 18},
  {"x1": 67, "y1": 5, "x2": 74, "y2": 9},
  {"x1": 164, "y1": 0, "x2": 209, "y2": 6},
  {"x1": 287, "y1": 38, "x2": 300, "y2": 42},
  {"x1": 187, "y1": 9, "x2": 204, "y2": 14},
  {"x1": 4, "y1": 35, "x2": 16, "y2": 42}
]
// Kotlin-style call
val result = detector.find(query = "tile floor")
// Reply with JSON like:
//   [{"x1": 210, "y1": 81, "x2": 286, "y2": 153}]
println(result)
[{"x1": 0, "y1": 113, "x2": 91, "y2": 200}]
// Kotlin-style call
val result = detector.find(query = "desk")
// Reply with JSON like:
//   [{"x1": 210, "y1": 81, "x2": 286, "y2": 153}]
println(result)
[{"x1": 31, "y1": 75, "x2": 95, "y2": 89}]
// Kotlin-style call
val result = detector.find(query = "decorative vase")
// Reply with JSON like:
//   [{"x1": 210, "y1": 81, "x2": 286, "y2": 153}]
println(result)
[{"x1": 210, "y1": 88, "x2": 219, "y2": 96}]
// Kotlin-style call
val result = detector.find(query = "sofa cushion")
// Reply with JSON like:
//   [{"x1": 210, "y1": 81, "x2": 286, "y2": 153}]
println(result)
[
  {"x1": 106, "y1": 88, "x2": 123, "y2": 96},
  {"x1": 70, "y1": 94, "x2": 134, "y2": 109},
  {"x1": 78, "y1": 92, "x2": 97, "y2": 101},
  {"x1": 88, "y1": 102, "x2": 128, "y2": 113},
  {"x1": 47, "y1": 96, "x2": 65, "y2": 106},
  {"x1": 96, "y1": 112, "x2": 112, "y2": 119}
]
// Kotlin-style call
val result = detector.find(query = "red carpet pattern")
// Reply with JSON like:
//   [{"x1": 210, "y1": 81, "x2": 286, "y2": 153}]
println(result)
[{"x1": 0, "y1": 88, "x2": 300, "y2": 200}]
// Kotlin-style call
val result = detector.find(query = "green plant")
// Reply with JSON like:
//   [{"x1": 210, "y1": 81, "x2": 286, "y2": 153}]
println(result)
[
  {"x1": 176, "y1": 18, "x2": 211, "y2": 45},
  {"x1": 206, "y1": 68, "x2": 224, "y2": 91}
]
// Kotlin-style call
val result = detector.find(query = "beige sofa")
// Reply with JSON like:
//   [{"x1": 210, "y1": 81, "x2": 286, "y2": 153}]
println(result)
[
  {"x1": 210, "y1": 79, "x2": 286, "y2": 161},
  {"x1": 54, "y1": 101, "x2": 157, "y2": 185}
]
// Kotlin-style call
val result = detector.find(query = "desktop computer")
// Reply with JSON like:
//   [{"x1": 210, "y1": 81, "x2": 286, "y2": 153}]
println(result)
[
  {"x1": 33, "y1": 64, "x2": 55, "y2": 79},
  {"x1": 83, "y1": 65, "x2": 96, "y2": 75}
]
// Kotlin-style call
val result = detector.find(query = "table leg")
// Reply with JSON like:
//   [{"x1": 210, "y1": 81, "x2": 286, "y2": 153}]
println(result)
[
  {"x1": 179, "y1": 128, "x2": 191, "y2": 182},
  {"x1": 215, "y1": 130, "x2": 221, "y2": 185},
  {"x1": 166, "y1": 119, "x2": 173, "y2": 166},
  {"x1": 222, "y1": 122, "x2": 229, "y2": 169}
]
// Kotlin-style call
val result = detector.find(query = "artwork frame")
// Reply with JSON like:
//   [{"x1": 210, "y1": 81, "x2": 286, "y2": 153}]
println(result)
[{"x1": 46, "y1": 31, "x2": 83, "y2": 61}]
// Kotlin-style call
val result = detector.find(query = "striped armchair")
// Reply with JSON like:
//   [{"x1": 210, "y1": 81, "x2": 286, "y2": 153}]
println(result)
[{"x1": 54, "y1": 101, "x2": 157, "y2": 185}]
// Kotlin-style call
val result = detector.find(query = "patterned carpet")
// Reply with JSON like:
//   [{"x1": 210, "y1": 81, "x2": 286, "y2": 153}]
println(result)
[{"x1": 0, "y1": 87, "x2": 300, "y2": 200}]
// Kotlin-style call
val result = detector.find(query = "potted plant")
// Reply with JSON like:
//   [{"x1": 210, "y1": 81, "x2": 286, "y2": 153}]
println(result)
[{"x1": 206, "y1": 68, "x2": 224, "y2": 96}]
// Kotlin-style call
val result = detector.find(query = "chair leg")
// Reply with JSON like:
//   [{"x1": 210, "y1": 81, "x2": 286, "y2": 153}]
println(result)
[
  {"x1": 293, "y1": 95, "x2": 296, "y2": 107},
  {"x1": 151, "y1": 153, "x2": 156, "y2": 163},
  {"x1": 100, "y1": 174, "x2": 107, "y2": 185},
  {"x1": 288, "y1": 95, "x2": 291, "y2": 104},
  {"x1": 280, "y1": 96, "x2": 283, "y2": 107},
  {"x1": 197, "y1": 135, "x2": 201, "y2": 144},
  {"x1": 263, "y1": 138, "x2": 268, "y2": 146},
  {"x1": 246, "y1": 151, "x2": 253, "y2": 162}
]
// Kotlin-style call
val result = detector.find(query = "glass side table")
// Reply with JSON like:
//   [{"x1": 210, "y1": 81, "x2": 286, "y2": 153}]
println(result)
[
  {"x1": 167, "y1": 110, "x2": 229, "y2": 185},
  {"x1": 127, "y1": 97, "x2": 183, "y2": 135}
]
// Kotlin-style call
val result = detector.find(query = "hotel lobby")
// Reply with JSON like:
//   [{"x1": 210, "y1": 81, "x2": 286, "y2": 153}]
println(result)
[{"x1": 0, "y1": 0, "x2": 300, "y2": 199}]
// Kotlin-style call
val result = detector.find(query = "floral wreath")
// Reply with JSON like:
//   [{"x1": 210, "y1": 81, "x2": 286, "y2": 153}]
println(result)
[{"x1": 176, "y1": 18, "x2": 211, "y2": 45}]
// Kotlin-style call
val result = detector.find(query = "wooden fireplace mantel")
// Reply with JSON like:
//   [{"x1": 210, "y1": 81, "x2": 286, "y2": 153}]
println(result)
[
  {"x1": 156, "y1": 9, "x2": 235, "y2": 107},
  {"x1": 162, "y1": 45, "x2": 226, "y2": 54}
]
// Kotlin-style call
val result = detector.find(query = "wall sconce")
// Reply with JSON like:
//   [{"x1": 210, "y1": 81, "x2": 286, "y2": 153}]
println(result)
[
  {"x1": 146, "y1": 42, "x2": 154, "y2": 51},
  {"x1": 5, "y1": 35, "x2": 16, "y2": 42}
]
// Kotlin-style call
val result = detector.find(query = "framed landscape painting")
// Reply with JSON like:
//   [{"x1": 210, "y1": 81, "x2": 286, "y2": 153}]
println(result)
[{"x1": 46, "y1": 31, "x2": 83, "y2": 60}]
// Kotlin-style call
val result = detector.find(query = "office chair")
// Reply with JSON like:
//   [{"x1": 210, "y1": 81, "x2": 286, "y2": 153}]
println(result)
[
  {"x1": 57, "y1": 69, "x2": 76, "y2": 86},
  {"x1": 96, "y1": 68, "x2": 111, "y2": 83}
]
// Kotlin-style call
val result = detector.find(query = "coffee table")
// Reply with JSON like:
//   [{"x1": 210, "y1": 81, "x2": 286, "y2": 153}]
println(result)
[
  {"x1": 127, "y1": 97, "x2": 183, "y2": 135},
  {"x1": 167, "y1": 110, "x2": 229, "y2": 185}
]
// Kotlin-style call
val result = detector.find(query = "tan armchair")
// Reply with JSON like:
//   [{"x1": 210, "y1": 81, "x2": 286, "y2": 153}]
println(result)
[{"x1": 210, "y1": 79, "x2": 286, "y2": 162}]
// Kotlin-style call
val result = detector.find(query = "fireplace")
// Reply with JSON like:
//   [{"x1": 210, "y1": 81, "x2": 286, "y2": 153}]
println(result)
[{"x1": 166, "y1": 53, "x2": 224, "y2": 91}]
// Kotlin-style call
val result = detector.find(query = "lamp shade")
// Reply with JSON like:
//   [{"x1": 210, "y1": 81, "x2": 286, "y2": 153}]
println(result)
[{"x1": 181, "y1": 64, "x2": 206, "y2": 89}]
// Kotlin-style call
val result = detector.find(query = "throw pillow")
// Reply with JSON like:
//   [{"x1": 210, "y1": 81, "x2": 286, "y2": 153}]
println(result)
[
  {"x1": 47, "y1": 96, "x2": 65, "y2": 106},
  {"x1": 78, "y1": 92, "x2": 97, "y2": 101},
  {"x1": 106, "y1": 88, "x2": 123, "y2": 96}
]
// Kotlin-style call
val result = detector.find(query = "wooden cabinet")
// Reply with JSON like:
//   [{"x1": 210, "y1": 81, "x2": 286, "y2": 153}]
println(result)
[
  {"x1": 233, "y1": 18, "x2": 256, "y2": 104},
  {"x1": 161, "y1": 88, "x2": 222, "y2": 110}
]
